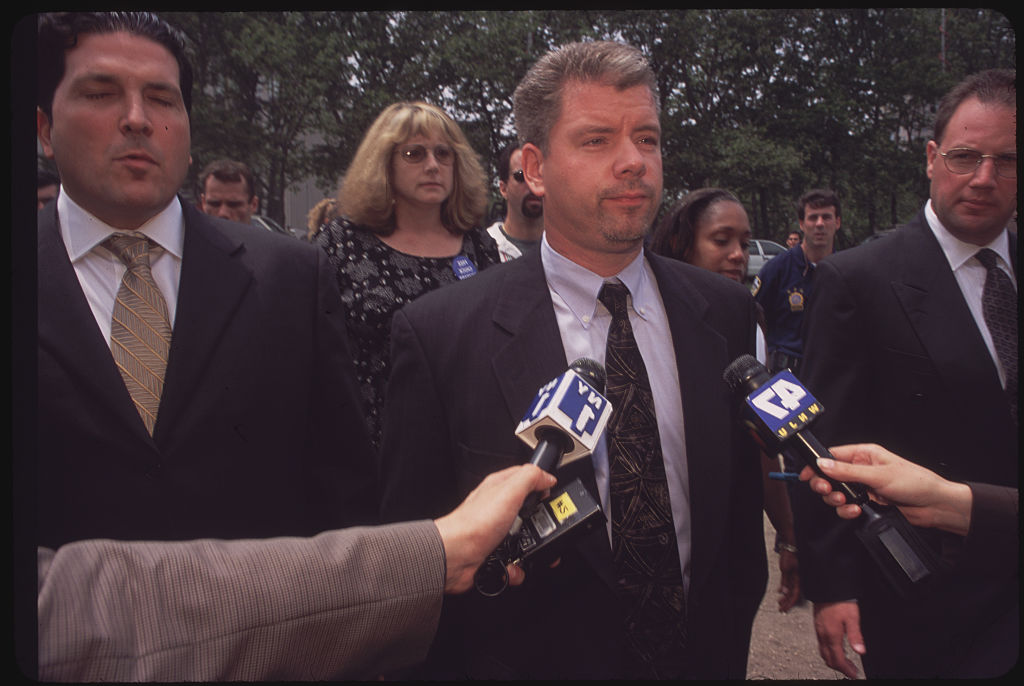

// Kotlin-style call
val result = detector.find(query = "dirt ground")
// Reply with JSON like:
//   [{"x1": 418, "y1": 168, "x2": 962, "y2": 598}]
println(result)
[{"x1": 747, "y1": 514, "x2": 865, "y2": 680}]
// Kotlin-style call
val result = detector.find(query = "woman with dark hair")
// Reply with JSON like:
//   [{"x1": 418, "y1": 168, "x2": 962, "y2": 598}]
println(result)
[
  {"x1": 651, "y1": 188, "x2": 801, "y2": 613},
  {"x1": 313, "y1": 101, "x2": 499, "y2": 450},
  {"x1": 651, "y1": 188, "x2": 750, "y2": 279}
]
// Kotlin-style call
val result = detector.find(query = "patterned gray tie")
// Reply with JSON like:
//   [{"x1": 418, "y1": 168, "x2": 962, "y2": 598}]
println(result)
[
  {"x1": 598, "y1": 281, "x2": 687, "y2": 678},
  {"x1": 975, "y1": 248, "x2": 1017, "y2": 422},
  {"x1": 105, "y1": 232, "x2": 172, "y2": 435}
]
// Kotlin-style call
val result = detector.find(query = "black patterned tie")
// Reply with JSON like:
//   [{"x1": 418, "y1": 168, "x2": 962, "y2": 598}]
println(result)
[
  {"x1": 598, "y1": 281, "x2": 687, "y2": 678},
  {"x1": 976, "y1": 249, "x2": 1018, "y2": 422},
  {"x1": 105, "y1": 232, "x2": 172, "y2": 435}
]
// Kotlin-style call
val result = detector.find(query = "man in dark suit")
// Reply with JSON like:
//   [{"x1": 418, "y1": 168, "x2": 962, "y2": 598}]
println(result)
[
  {"x1": 379, "y1": 41, "x2": 766, "y2": 679},
  {"x1": 793, "y1": 68, "x2": 1017, "y2": 679},
  {"x1": 34, "y1": 9, "x2": 375, "y2": 587}
]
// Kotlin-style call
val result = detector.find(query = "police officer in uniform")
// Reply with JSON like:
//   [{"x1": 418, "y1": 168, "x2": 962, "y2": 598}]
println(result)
[{"x1": 752, "y1": 189, "x2": 840, "y2": 373}]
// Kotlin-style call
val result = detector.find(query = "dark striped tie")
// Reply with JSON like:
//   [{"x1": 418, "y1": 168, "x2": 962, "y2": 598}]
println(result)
[
  {"x1": 105, "y1": 232, "x2": 172, "y2": 435},
  {"x1": 975, "y1": 248, "x2": 1018, "y2": 422},
  {"x1": 599, "y1": 281, "x2": 687, "y2": 678}
]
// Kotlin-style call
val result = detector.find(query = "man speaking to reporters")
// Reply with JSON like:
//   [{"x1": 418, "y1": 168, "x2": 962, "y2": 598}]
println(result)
[{"x1": 379, "y1": 41, "x2": 766, "y2": 679}]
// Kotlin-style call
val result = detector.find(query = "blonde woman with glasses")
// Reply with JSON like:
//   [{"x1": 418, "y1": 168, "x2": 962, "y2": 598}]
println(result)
[{"x1": 313, "y1": 102, "x2": 499, "y2": 450}]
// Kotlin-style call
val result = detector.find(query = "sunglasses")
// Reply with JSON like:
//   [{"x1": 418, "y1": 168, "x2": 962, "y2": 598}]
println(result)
[
  {"x1": 397, "y1": 144, "x2": 455, "y2": 166},
  {"x1": 512, "y1": 169, "x2": 525, "y2": 183}
]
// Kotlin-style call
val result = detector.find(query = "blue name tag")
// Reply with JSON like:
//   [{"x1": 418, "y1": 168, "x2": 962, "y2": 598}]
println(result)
[{"x1": 452, "y1": 255, "x2": 477, "y2": 280}]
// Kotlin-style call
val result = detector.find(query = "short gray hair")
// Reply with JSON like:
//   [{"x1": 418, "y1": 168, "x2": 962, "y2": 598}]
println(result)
[{"x1": 513, "y1": 41, "x2": 659, "y2": 152}]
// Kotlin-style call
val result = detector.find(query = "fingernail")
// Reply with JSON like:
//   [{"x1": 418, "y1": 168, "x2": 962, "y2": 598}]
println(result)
[{"x1": 817, "y1": 457, "x2": 834, "y2": 469}]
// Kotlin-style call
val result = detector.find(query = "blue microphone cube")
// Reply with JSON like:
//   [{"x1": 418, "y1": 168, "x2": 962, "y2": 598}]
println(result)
[
  {"x1": 516, "y1": 369, "x2": 612, "y2": 463},
  {"x1": 742, "y1": 369, "x2": 824, "y2": 441}
]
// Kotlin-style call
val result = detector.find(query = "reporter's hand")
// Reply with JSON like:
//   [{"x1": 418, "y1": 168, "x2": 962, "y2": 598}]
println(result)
[
  {"x1": 813, "y1": 601, "x2": 865, "y2": 679},
  {"x1": 434, "y1": 464, "x2": 556, "y2": 594},
  {"x1": 798, "y1": 443, "x2": 972, "y2": 535}
]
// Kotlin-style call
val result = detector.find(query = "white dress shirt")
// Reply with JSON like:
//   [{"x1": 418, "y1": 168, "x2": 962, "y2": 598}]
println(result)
[
  {"x1": 541, "y1": 235, "x2": 691, "y2": 592},
  {"x1": 925, "y1": 199, "x2": 1016, "y2": 388},
  {"x1": 57, "y1": 189, "x2": 185, "y2": 344}
]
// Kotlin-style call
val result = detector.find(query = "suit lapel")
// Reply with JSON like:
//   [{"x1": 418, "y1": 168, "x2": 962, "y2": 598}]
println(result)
[
  {"x1": 37, "y1": 205, "x2": 153, "y2": 443},
  {"x1": 647, "y1": 254, "x2": 736, "y2": 599},
  {"x1": 491, "y1": 250, "x2": 568, "y2": 423},
  {"x1": 156, "y1": 206, "x2": 253, "y2": 436},
  {"x1": 890, "y1": 213, "x2": 1004, "y2": 394}
]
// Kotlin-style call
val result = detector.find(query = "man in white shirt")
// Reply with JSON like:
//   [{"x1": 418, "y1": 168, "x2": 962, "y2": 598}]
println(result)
[
  {"x1": 379, "y1": 40, "x2": 766, "y2": 679},
  {"x1": 30, "y1": 11, "x2": 378, "y2": 679},
  {"x1": 793, "y1": 68, "x2": 1017, "y2": 679}
]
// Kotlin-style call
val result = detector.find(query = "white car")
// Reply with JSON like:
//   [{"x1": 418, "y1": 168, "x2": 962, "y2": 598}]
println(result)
[{"x1": 747, "y1": 239, "x2": 787, "y2": 282}]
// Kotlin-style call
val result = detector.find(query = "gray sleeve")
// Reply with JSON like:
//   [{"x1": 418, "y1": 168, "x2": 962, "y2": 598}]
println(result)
[{"x1": 38, "y1": 521, "x2": 445, "y2": 681}]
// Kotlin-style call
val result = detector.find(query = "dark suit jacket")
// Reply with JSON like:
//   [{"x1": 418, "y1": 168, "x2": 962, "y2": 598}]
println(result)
[
  {"x1": 795, "y1": 209, "x2": 1018, "y2": 678},
  {"x1": 379, "y1": 248, "x2": 767, "y2": 679},
  {"x1": 37, "y1": 201, "x2": 378, "y2": 549}
]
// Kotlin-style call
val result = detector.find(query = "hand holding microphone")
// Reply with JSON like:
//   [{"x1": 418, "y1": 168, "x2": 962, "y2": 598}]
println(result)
[
  {"x1": 799, "y1": 443, "x2": 974, "y2": 537},
  {"x1": 722, "y1": 355, "x2": 940, "y2": 596},
  {"x1": 510, "y1": 358, "x2": 611, "y2": 533},
  {"x1": 435, "y1": 463, "x2": 557, "y2": 594},
  {"x1": 474, "y1": 359, "x2": 611, "y2": 596}
]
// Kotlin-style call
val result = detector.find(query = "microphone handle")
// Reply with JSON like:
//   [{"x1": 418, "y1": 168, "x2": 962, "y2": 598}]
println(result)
[
  {"x1": 509, "y1": 439, "x2": 564, "y2": 535},
  {"x1": 783, "y1": 431, "x2": 870, "y2": 506}
]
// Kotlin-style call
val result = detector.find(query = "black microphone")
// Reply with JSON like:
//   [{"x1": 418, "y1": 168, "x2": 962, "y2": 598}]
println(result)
[
  {"x1": 510, "y1": 358, "x2": 611, "y2": 532},
  {"x1": 723, "y1": 354, "x2": 940, "y2": 597},
  {"x1": 473, "y1": 359, "x2": 611, "y2": 595}
]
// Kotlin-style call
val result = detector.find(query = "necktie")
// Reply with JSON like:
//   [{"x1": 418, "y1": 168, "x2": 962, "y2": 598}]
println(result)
[
  {"x1": 598, "y1": 281, "x2": 687, "y2": 678},
  {"x1": 975, "y1": 249, "x2": 1018, "y2": 422},
  {"x1": 105, "y1": 232, "x2": 172, "y2": 435}
]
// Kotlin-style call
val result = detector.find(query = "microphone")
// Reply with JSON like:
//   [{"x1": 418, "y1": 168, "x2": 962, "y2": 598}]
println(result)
[
  {"x1": 516, "y1": 357, "x2": 611, "y2": 471},
  {"x1": 473, "y1": 359, "x2": 611, "y2": 595},
  {"x1": 510, "y1": 358, "x2": 612, "y2": 532},
  {"x1": 722, "y1": 354, "x2": 940, "y2": 597}
]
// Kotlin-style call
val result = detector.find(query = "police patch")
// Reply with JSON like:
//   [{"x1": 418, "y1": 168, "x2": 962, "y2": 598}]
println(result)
[{"x1": 787, "y1": 288, "x2": 804, "y2": 312}]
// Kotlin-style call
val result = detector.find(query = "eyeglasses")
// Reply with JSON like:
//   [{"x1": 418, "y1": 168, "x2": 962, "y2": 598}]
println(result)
[
  {"x1": 397, "y1": 144, "x2": 455, "y2": 166},
  {"x1": 512, "y1": 169, "x2": 525, "y2": 183},
  {"x1": 939, "y1": 148, "x2": 1017, "y2": 179}
]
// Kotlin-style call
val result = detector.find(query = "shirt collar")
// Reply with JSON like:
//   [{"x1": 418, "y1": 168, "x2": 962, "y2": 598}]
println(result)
[
  {"x1": 58, "y1": 188, "x2": 186, "y2": 263},
  {"x1": 541, "y1": 234, "x2": 653, "y2": 328},
  {"x1": 925, "y1": 199, "x2": 1013, "y2": 273}
]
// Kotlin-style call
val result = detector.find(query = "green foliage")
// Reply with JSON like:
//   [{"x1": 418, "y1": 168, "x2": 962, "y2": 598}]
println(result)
[{"x1": 165, "y1": 10, "x2": 1014, "y2": 241}]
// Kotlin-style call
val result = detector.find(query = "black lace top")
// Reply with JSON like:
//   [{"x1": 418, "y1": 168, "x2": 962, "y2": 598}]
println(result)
[{"x1": 313, "y1": 216, "x2": 500, "y2": 450}]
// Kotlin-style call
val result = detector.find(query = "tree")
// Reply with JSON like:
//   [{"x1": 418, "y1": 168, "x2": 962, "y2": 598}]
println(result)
[
  {"x1": 165, "y1": 10, "x2": 1014, "y2": 241},
  {"x1": 166, "y1": 12, "x2": 350, "y2": 223}
]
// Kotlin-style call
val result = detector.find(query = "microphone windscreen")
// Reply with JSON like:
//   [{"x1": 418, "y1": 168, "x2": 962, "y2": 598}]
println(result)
[{"x1": 570, "y1": 357, "x2": 606, "y2": 394}]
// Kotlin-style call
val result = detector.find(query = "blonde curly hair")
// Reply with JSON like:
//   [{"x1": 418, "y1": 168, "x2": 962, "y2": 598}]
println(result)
[{"x1": 336, "y1": 101, "x2": 488, "y2": 235}]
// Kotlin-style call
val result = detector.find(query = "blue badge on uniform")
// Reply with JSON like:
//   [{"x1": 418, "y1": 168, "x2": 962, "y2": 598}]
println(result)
[{"x1": 452, "y1": 255, "x2": 477, "y2": 280}]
